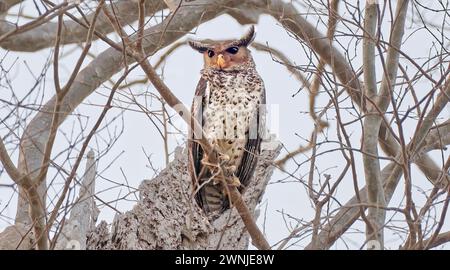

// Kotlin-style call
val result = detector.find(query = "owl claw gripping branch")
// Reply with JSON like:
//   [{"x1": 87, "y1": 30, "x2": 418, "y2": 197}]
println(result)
[{"x1": 188, "y1": 26, "x2": 266, "y2": 216}]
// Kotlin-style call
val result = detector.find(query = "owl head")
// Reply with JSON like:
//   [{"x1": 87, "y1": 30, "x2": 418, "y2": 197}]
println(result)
[{"x1": 188, "y1": 26, "x2": 256, "y2": 71}]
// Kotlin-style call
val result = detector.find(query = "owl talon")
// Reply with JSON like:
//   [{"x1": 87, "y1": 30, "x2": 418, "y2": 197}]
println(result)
[
  {"x1": 219, "y1": 154, "x2": 230, "y2": 161},
  {"x1": 230, "y1": 176, "x2": 241, "y2": 187},
  {"x1": 201, "y1": 155, "x2": 217, "y2": 168}
]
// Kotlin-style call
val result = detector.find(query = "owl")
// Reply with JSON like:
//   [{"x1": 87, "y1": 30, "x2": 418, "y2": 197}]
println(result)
[{"x1": 188, "y1": 26, "x2": 266, "y2": 216}]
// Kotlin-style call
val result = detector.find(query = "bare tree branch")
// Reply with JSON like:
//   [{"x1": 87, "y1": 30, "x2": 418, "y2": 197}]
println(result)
[{"x1": 0, "y1": 0, "x2": 165, "y2": 51}]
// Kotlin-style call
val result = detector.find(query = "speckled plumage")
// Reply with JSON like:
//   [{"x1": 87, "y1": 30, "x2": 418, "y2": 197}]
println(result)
[
  {"x1": 201, "y1": 63, "x2": 263, "y2": 166},
  {"x1": 188, "y1": 26, "x2": 266, "y2": 216}
]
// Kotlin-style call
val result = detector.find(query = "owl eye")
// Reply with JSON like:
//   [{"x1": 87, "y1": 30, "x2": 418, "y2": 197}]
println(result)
[
  {"x1": 207, "y1": 50, "x2": 215, "y2": 58},
  {"x1": 226, "y1": 46, "x2": 239, "y2": 54}
]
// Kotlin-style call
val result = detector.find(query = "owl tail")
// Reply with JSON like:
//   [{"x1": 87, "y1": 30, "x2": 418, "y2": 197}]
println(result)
[{"x1": 198, "y1": 181, "x2": 230, "y2": 215}]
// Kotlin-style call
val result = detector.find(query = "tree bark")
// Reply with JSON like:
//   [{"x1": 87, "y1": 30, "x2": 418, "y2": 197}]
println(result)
[{"x1": 87, "y1": 140, "x2": 280, "y2": 250}]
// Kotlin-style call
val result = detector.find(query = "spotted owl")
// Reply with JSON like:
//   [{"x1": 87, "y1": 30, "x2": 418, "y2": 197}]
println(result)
[{"x1": 188, "y1": 26, "x2": 266, "y2": 216}]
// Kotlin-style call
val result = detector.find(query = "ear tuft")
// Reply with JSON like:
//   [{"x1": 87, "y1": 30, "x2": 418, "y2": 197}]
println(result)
[
  {"x1": 188, "y1": 39, "x2": 208, "y2": 53},
  {"x1": 237, "y1": 25, "x2": 256, "y2": 47}
]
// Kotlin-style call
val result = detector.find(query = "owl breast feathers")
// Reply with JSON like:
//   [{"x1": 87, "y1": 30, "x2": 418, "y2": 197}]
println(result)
[{"x1": 188, "y1": 26, "x2": 267, "y2": 216}]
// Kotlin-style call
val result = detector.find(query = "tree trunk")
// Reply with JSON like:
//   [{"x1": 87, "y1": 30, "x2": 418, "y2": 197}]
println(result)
[{"x1": 87, "y1": 140, "x2": 280, "y2": 250}]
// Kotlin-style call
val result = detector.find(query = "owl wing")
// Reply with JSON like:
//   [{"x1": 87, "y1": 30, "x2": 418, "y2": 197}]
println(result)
[
  {"x1": 188, "y1": 77, "x2": 207, "y2": 207},
  {"x1": 235, "y1": 85, "x2": 266, "y2": 191}
]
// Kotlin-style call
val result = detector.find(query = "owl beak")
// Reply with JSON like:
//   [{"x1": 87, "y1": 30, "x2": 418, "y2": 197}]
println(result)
[{"x1": 217, "y1": 54, "x2": 226, "y2": 68}]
